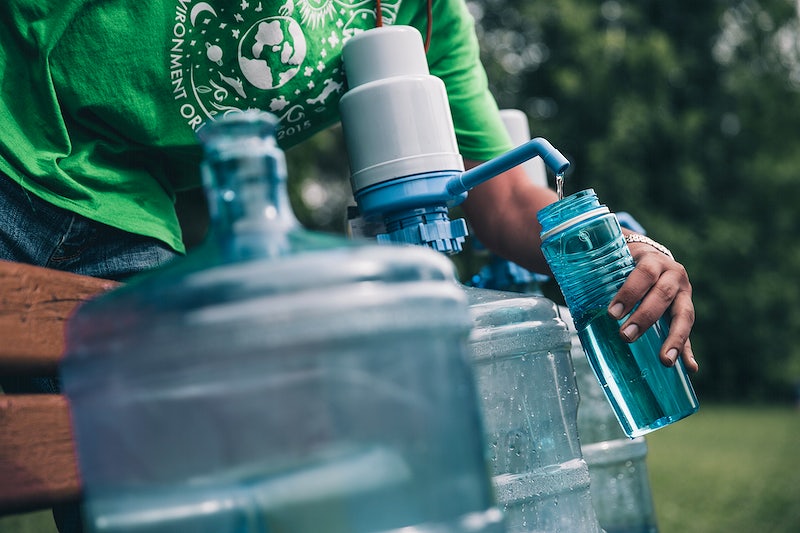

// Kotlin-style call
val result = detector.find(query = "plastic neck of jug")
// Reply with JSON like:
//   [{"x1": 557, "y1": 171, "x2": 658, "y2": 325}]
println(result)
[{"x1": 198, "y1": 111, "x2": 300, "y2": 259}]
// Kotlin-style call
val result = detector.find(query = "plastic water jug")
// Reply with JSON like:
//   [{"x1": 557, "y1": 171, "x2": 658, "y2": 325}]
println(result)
[
  {"x1": 60, "y1": 112, "x2": 504, "y2": 533},
  {"x1": 561, "y1": 310, "x2": 659, "y2": 533},
  {"x1": 538, "y1": 189, "x2": 699, "y2": 438},
  {"x1": 470, "y1": 110, "x2": 660, "y2": 532},
  {"x1": 468, "y1": 289, "x2": 602, "y2": 533}
]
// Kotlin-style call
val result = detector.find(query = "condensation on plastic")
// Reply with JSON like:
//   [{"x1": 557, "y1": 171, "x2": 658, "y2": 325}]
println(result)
[
  {"x1": 561, "y1": 308, "x2": 659, "y2": 533},
  {"x1": 466, "y1": 287, "x2": 603, "y2": 533}
]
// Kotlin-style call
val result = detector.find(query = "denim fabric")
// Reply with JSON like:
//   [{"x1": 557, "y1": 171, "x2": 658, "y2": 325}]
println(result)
[
  {"x1": 0, "y1": 174, "x2": 181, "y2": 533},
  {"x1": 0, "y1": 174, "x2": 179, "y2": 280}
]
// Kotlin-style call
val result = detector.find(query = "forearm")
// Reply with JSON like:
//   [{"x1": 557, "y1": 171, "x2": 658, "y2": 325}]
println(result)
[{"x1": 460, "y1": 161, "x2": 557, "y2": 274}]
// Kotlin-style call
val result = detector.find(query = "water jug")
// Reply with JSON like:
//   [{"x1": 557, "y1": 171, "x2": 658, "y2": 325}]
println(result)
[
  {"x1": 468, "y1": 288, "x2": 602, "y2": 533},
  {"x1": 538, "y1": 189, "x2": 699, "y2": 438},
  {"x1": 61, "y1": 112, "x2": 504, "y2": 533},
  {"x1": 467, "y1": 248, "x2": 660, "y2": 533},
  {"x1": 561, "y1": 310, "x2": 658, "y2": 533},
  {"x1": 339, "y1": 28, "x2": 602, "y2": 533},
  {"x1": 467, "y1": 110, "x2": 549, "y2": 296}
]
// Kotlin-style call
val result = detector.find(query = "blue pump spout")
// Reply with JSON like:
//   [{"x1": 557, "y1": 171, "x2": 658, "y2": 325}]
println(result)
[
  {"x1": 355, "y1": 137, "x2": 570, "y2": 254},
  {"x1": 446, "y1": 138, "x2": 570, "y2": 198}
]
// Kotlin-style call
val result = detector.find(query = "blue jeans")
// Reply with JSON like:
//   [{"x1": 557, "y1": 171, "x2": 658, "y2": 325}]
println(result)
[
  {"x1": 0, "y1": 174, "x2": 181, "y2": 533},
  {"x1": 0, "y1": 174, "x2": 179, "y2": 281}
]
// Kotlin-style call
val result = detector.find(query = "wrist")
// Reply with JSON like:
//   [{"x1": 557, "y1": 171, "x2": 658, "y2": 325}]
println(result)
[{"x1": 624, "y1": 233, "x2": 674, "y2": 260}]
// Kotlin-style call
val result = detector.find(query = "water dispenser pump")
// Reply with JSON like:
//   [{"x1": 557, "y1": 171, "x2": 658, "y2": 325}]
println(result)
[{"x1": 339, "y1": 25, "x2": 569, "y2": 253}]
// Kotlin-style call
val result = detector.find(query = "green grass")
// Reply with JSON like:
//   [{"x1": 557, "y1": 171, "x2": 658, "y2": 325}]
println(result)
[
  {"x1": 0, "y1": 510, "x2": 56, "y2": 533},
  {"x1": 2, "y1": 404, "x2": 798, "y2": 532},
  {"x1": 646, "y1": 404, "x2": 800, "y2": 533}
]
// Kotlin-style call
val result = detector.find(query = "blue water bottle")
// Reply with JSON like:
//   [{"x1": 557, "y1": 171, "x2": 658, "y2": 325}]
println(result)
[{"x1": 537, "y1": 189, "x2": 699, "y2": 438}]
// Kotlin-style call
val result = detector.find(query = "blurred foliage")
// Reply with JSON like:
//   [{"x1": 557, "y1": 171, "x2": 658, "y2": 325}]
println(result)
[
  {"x1": 285, "y1": 124, "x2": 354, "y2": 236},
  {"x1": 472, "y1": 0, "x2": 800, "y2": 403},
  {"x1": 285, "y1": 0, "x2": 800, "y2": 403}
]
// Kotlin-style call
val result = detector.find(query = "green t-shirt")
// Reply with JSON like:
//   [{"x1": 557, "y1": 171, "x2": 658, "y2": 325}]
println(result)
[{"x1": 0, "y1": 0, "x2": 513, "y2": 252}]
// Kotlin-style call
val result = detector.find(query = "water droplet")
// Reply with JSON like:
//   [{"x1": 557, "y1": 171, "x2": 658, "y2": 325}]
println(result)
[{"x1": 556, "y1": 171, "x2": 565, "y2": 201}]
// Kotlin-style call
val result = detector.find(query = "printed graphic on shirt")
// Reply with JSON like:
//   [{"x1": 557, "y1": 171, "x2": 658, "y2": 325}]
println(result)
[{"x1": 169, "y1": 0, "x2": 400, "y2": 145}]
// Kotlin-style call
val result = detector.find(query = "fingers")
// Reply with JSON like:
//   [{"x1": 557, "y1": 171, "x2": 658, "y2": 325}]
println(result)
[
  {"x1": 607, "y1": 248, "x2": 698, "y2": 371},
  {"x1": 609, "y1": 253, "x2": 688, "y2": 325},
  {"x1": 677, "y1": 338, "x2": 699, "y2": 373}
]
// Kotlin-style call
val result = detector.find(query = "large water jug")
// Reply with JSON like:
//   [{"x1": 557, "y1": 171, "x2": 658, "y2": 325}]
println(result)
[
  {"x1": 561, "y1": 310, "x2": 658, "y2": 533},
  {"x1": 60, "y1": 112, "x2": 504, "y2": 533},
  {"x1": 338, "y1": 27, "x2": 603, "y2": 533},
  {"x1": 468, "y1": 289, "x2": 602, "y2": 533}
]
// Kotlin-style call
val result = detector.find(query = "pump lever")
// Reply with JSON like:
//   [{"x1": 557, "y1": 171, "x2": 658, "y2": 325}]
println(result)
[{"x1": 446, "y1": 138, "x2": 570, "y2": 197}]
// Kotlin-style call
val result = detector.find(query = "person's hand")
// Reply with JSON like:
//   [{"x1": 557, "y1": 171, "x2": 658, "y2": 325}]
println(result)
[{"x1": 607, "y1": 238, "x2": 698, "y2": 372}]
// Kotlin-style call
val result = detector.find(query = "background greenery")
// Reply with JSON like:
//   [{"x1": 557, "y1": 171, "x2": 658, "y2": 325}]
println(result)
[
  {"x1": 646, "y1": 404, "x2": 800, "y2": 533},
  {"x1": 288, "y1": 0, "x2": 800, "y2": 405},
  {"x1": 471, "y1": 0, "x2": 800, "y2": 404}
]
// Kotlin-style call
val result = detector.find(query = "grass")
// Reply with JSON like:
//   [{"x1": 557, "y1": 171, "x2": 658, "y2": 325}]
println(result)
[
  {"x1": 646, "y1": 404, "x2": 800, "y2": 533},
  {"x1": 0, "y1": 510, "x2": 56, "y2": 533},
  {"x1": 2, "y1": 404, "x2": 798, "y2": 532}
]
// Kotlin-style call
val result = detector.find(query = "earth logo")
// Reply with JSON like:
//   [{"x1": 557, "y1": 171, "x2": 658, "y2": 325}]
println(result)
[
  {"x1": 239, "y1": 17, "x2": 306, "y2": 91},
  {"x1": 172, "y1": 0, "x2": 399, "y2": 144}
]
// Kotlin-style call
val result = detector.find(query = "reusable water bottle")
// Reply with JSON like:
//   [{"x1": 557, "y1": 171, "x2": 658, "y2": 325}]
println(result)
[
  {"x1": 538, "y1": 189, "x2": 699, "y2": 438},
  {"x1": 61, "y1": 112, "x2": 504, "y2": 533}
]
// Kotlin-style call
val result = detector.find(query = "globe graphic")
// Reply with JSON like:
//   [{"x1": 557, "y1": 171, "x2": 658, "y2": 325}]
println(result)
[{"x1": 238, "y1": 17, "x2": 307, "y2": 90}]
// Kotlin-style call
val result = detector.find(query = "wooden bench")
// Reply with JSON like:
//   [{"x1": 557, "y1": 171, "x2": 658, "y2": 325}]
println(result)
[{"x1": 0, "y1": 259, "x2": 118, "y2": 515}]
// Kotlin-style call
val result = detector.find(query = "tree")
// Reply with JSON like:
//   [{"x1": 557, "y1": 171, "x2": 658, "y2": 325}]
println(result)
[{"x1": 470, "y1": 0, "x2": 800, "y2": 402}]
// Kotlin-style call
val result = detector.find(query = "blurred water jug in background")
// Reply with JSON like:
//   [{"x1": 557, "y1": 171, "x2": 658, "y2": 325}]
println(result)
[
  {"x1": 561, "y1": 310, "x2": 659, "y2": 533},
  {"x1": 538, "y1": 189, "x2": 699, "y2": 438},
  {"x1": 61, "y1": 112, "x2": 505, "y2": 533},
  {"x1": 468, "y1": 289, "x2": 603, "y2": 533}
]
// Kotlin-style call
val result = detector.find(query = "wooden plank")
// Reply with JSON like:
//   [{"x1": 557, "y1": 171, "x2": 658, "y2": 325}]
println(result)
[
  {"x1": 0, "y1": 394, "x2": 81, "y2": 514},
  {"x1": 0, "y1": 260, "x2": 118, "y2": 376}
]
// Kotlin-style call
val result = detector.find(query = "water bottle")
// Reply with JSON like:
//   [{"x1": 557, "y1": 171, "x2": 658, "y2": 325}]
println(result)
[
  {"x1": 61, "y1": 111, "x2": 504, "y2": 533},
  {"x1": 537, "y1": 189, "x2": 699, "y2": 438}
]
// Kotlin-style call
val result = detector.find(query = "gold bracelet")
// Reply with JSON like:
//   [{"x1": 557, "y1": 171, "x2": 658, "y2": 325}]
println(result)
[{"x1": 624, "y1": 233, "x2": 674, "y2": 260}]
